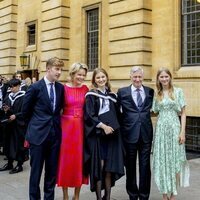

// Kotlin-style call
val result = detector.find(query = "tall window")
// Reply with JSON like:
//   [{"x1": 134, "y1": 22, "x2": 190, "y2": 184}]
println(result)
[
  {"x1": 27, "y1": 24, "x2": 36, "y2": 46},
  {"x1": 87, "y1": 8, "x2": 99, "y2": 71},
  {"x1": 182, "y1": 0, "x2": 200, "y2": 66},
  {"x1": 186, "y1": 117, "x2": 200, "y2": 152}
]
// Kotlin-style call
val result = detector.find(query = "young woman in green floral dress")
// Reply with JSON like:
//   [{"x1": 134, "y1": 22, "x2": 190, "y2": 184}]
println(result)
[{"x1": 152, "y1": 68, "x2": 189, "y2": 200}]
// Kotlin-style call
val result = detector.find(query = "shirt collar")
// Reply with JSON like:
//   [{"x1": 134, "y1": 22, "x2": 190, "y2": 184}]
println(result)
[
  {"x1": 131, "y1": 85, "x2": 144, "y2": 93},
  {"x1": 44, "y1": 76, "x2": 55, "y2": 85},
  {"x1": 97, "y1": 88, "x2": 107, "y2": 94}
]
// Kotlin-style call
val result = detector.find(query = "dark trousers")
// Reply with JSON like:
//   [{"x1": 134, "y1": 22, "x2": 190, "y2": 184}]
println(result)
[
  {"x1": 125, "y1": 137, "x2": 152, "y2": 200},
  {"x1": 29, "y1": 130, "x2": 60, "y2": 200},
  {"x1": 0, "y1": 121, "x2": 7, "y2": 154},
  {"x1": 0, "y1": 125, "x2": 4, "y2": 152}
]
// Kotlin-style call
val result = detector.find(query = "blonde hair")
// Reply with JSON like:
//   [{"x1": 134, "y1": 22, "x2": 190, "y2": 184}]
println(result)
[
  {"x1": 156, "y1": 67, "x2": 174, "y2": 101},
  {"x1": 46, "y1": 57, "x2": 64, "y2": 69},
  {"x1": 69, "y1": 62, "x2": 88, "y2": 80}
]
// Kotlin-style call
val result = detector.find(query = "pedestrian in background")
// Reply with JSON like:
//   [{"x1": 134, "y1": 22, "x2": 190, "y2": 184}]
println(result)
[
  {"x1": 152, "y1": 68, "x2": 189, "y2": 200},
  {"x1": 31, "y1": 77, "x2": 37, "y2": 84},
  {"x1": 25, "y1": 77, "x2": 32, "y2": 87},
  {"x1": 0, "y1": 75, "x2": 9, "y2": 155},
  {"x1": 13, "y1": 72, "x2": 28, "y2": 91},
  {"x1": 0, "y1": 78, "x2": 26, "y2": 174}
]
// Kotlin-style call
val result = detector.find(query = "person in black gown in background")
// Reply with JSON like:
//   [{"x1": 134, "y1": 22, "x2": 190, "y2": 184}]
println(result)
[{"x1": 0, "y1": 78, "x2": 26, "y2": 173}]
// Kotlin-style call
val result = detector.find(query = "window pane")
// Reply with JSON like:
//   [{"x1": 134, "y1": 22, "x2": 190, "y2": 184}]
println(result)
[
  {"x1": 186, "y1": 117, "x2": 200, "y2": 152},
  {"x1": 27, "y1": 24, "x2": 36, "y2": 46},
  {"x1": 87, "y1": 9, "x2": 99, "y2": 71},
  {"x1": 182, "y1": 0, "x2": 200, "y2": 65}
]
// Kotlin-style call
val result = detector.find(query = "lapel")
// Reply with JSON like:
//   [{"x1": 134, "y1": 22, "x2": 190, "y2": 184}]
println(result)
[
  {"x1": 142, "y1": 85, "x2": 149, "y2": 109},
  {"x1": 128, "y1": 85, "x2": 138, "y2": 109},
  {"x1": 41, "y1": 79, "x2": 53, "y2": 112},
  {"x1": 54, "y1": 82, "x2": 60, "y2": 111}
]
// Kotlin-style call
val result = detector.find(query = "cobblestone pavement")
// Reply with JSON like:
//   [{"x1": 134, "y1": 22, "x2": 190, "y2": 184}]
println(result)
[{"x1": 0, "y1": 154, "x2": 199, "y2": 200}]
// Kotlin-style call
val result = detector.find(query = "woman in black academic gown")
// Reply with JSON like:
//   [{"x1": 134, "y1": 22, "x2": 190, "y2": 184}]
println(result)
[{"x1": 84, "y1": 68, "x2": 124, "y2": 200}]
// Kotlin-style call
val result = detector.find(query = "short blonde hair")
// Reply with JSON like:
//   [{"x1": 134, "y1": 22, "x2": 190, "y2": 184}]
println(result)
[
  {"x1": 46, "y1": 57, "x2": 64, "y2": 69},
  {"x1": 69, "y1": 62, "x2": 88, "y2": 78}
]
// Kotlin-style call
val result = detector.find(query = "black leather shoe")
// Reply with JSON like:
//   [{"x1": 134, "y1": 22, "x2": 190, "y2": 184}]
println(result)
[
  {"x1": 0, "y1": 163, "x2": 13, "y2": 171},
  {"x1": 9, "y1": 165, "x2": 23, "y2": 174}
]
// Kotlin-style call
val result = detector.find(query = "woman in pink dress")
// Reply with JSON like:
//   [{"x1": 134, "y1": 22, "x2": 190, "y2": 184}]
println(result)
[{"x1": 57, "y1": 62, "x2": 89, "y2": 200}]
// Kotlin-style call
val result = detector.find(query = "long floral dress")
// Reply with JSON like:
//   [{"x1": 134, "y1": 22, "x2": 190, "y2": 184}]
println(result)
[{"x1": 152, "y1": 87, "x2": 189, "y2": 195}]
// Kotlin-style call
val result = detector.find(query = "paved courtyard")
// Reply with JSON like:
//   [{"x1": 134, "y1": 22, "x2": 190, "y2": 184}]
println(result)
[{"x1": 0, "y1": 154, "x2": 199, "y2": 200}]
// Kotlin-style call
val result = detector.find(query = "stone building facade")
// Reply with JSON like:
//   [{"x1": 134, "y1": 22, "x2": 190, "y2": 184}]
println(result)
[{"x1": 0, "y1": 0, "x2": 200, "y2": 150}]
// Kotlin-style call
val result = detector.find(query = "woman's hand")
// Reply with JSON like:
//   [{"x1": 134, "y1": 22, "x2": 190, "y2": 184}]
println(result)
[
  {"x1": 9, "y1": 114, "x2": 16, "y2": 121},
  {"x1": 101, "y1": 124, "x2": 114, "y2": 135},
  {"x1": 179, "y1": 132, "x2": 185, "y2": 144}
]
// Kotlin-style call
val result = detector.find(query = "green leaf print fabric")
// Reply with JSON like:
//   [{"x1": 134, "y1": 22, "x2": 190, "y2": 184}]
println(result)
[{"x1": 152, "y1": 87, "x2": 190, "y2": 195}]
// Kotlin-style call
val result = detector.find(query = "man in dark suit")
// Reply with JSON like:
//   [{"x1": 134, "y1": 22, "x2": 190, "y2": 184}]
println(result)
[
  {"x1": 117, "y1": 66, "x2": 154, "y2": 200},
  {"x1": 22, "y1": 57, "x2": 64, "y2": 200}
]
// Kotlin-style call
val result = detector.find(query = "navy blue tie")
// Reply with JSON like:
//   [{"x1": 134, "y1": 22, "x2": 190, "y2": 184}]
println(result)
[
  {"x1": 49, "y1": 83, "x2": 54, "y2": 110},
  {"x1": 136, "y1": 88, "x2": 143, "y2": 108}
]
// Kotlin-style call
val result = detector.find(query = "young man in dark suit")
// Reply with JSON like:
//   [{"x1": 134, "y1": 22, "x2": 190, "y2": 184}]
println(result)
[
  {"x1": 117, "y1": 66, "x2": 154, "y2": 200},
  {"x1": 22, "y1": 57, "x2": 64, "y2": 200}
]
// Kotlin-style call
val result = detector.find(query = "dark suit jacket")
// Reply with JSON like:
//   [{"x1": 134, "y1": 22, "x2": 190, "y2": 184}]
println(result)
[
  {"x1": 0, "y1": 83, "x2": 9, "y2": 119},
  {"x1": 117, "y1": 85, "x2": 154, "y2": 143},
  {"x1": 22, "y1": 78, "x2": 64, "y2": 145},
  {"x1": 0, "y1": 83, "x2": 9, "y2": 100}
]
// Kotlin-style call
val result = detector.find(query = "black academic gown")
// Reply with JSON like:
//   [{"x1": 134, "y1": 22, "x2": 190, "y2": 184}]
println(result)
[
  {"x1": 3, "y1": 91, "x2": 26, "y2": 162},
  {"x1": 84, "y1": 89, "x2": 124, "y2": 192}
]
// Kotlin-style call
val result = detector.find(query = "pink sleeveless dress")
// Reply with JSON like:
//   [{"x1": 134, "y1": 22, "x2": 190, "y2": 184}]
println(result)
[{"x1": 57, "y1": 84, "x2": 88, "y2": 187}]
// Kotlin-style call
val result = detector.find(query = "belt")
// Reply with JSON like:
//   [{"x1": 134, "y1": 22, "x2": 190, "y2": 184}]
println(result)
[{"x1": 63, "y1": 108, "x2": 83, "y2": 118}]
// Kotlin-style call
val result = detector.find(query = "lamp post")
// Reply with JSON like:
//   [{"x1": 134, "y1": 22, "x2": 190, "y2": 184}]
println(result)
[{"x1": 20, "y1": 53, "x2": 30, "y2": 68}]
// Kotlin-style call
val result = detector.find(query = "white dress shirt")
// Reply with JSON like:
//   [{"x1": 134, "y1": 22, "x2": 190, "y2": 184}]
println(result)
[{"x1": 96, "y1": 89, "x2": 110, "y2": 128}]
